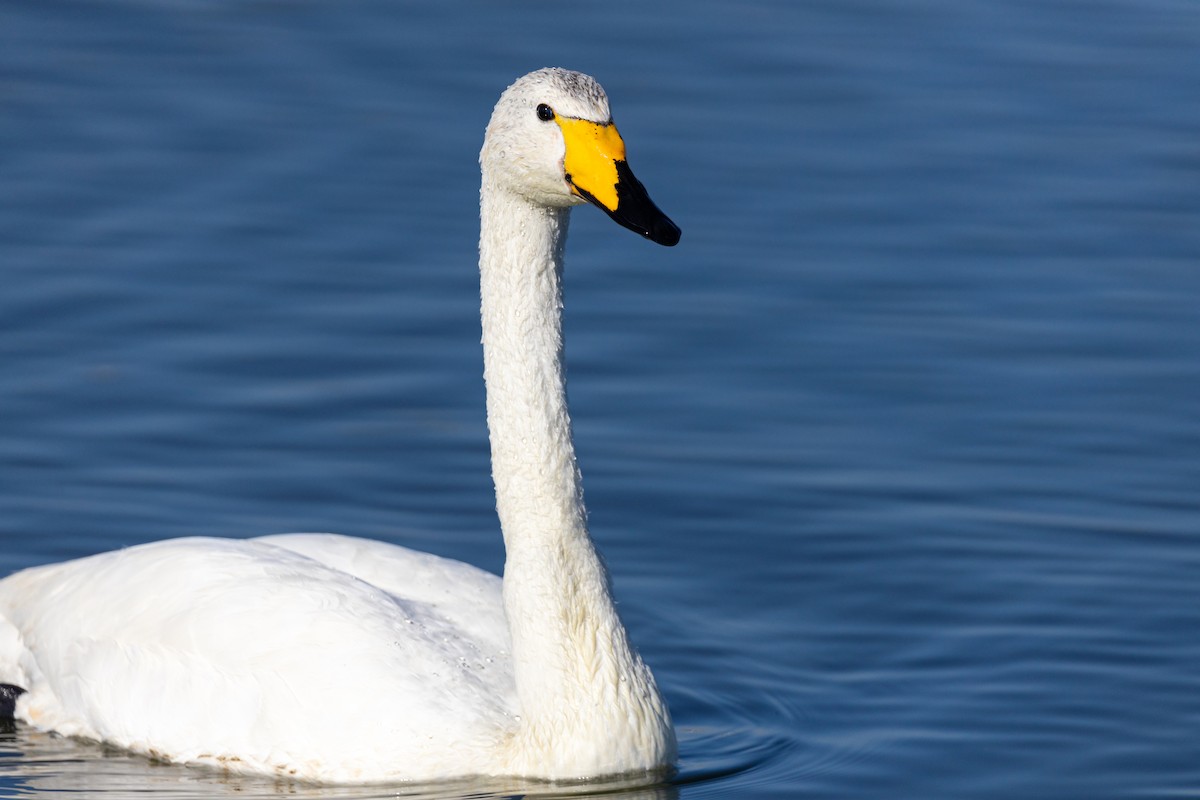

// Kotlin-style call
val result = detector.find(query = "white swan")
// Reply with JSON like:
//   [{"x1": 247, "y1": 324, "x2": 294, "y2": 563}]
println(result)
[{"x1": 0, "y1": 68, "x2": 681, "y2": 783}]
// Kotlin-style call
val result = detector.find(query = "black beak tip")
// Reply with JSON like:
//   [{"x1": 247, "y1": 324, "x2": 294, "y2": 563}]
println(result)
[
  {"x1": 649, "y1": 216, "x2": 681, "y2": 247},
  {"x1": 606, "y1": 160, "x2": 680, "y2": 247},
  {"x1": 652, "y1": 217, "x2": 681, "y2": 245}
]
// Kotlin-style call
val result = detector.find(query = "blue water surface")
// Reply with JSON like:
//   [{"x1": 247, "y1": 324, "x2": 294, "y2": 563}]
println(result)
[{"x1": 2, "y1": 1, "x2": 1198, "y2": 798}]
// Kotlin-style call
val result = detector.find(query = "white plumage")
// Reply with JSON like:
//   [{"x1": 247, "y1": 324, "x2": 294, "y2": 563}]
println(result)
[{"x1": 0, "y1": 68, "x2": 680, "y2": 783}]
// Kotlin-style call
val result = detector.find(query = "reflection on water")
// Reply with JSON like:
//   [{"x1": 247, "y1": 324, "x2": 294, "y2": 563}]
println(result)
[
  {"x1": 0, "y1": 723, "x2": 687, "y2": 800},
  {"x1": 1, "y1": 699, "x2": 797, "y2": 799}
]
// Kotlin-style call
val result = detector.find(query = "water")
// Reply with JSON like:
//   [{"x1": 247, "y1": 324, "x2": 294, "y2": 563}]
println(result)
[{"x1": 2, "y1": 1, "x2": 1198, "y2": 797}]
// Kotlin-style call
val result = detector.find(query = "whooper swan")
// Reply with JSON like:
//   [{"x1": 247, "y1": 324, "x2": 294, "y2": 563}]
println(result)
[{"x1": 0, "y1": 67, "x2": 681, "y2": 783}]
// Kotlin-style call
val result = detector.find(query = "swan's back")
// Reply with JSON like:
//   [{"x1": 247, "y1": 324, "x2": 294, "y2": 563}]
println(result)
[{"x1": 0, "y1": 535, "x2": 515, "y2": 781}]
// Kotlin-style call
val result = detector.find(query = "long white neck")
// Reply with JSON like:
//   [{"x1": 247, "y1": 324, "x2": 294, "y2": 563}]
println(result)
[{"x1": 478, "y1": 177, "x2": 674, "y2": 778}]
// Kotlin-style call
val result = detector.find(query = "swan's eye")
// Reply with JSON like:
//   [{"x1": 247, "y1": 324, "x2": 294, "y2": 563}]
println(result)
[{"x1": 536, "y1": 103, "x2": 555, "y2": 122}]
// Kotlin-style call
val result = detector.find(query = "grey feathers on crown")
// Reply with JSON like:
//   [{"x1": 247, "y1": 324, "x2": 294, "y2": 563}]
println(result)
[
  {"x1": 541, "y1": 68, "x2": 607, "y2": 108},
  {"x1": 506, "y1": 68, "x2": 610, "y2": 122}
]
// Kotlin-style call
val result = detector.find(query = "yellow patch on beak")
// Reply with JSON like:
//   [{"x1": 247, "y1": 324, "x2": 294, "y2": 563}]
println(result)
[{"x1": 557, "y1": 116, "x2": 627, "y2": 212}]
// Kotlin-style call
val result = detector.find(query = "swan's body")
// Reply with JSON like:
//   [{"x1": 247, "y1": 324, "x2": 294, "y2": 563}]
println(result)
[
  {"x1": 0, "y1": 535, "x2": 514, "y2": 780},
  {"x1": 0, "y1": 68, "x2": 680, "y2": 783}
]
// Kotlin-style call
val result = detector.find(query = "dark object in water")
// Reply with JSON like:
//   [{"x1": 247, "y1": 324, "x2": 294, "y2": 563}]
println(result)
[{"x1": 0, "y1": 684, "x2": 25, "y2": 719}]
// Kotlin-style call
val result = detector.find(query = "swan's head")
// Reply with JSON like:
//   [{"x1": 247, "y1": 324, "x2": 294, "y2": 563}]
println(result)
[{"x1": 481, "y1": 68, "x2": 680, "y2": 246}]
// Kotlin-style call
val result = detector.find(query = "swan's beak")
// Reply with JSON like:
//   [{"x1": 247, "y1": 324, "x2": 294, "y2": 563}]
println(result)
[{"x1": 558, "y1": 117, "x2": 681, "y2": 247}]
